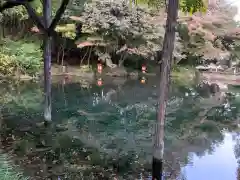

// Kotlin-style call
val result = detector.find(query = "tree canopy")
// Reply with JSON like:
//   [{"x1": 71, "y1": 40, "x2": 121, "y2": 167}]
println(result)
[{"x1": 0, "y1": 0, "x2": 239, "y2": 70}]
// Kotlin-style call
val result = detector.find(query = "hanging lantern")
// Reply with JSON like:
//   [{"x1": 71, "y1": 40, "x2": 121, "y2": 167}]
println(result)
[
  {"x1": 97, "y1": 62, "x2": 103, "y2": 73},
  {"x1": 97, "y1": 78, "x2": 103, "y2": 86},
  {"x1": 142, "y1": 65, "x2": 146, "y2": 73},
  {"x1": 140, "y1": 76, "x2": 146, "y2": 84}
]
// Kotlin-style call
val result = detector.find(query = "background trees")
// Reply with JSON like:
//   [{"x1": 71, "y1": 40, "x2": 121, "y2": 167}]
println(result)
[{"x1": 0, "y1": 0, "x2": 239, "y2": 73}]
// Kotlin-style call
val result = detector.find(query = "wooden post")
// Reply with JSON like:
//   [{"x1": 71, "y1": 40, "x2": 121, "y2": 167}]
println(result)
[
  {"x1": 43, "y1": 0, "x2": 52, "y2": 123},
  {"x1": 152, "y1": 0, "x2": 179, "y2": 179}
]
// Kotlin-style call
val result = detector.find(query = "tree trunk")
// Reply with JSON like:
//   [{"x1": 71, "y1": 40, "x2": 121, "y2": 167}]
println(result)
[
  {"x1": 43, "y1": 0, "x2": 52, "y2": 123},
  {"x1": 152, "y1": 0, "x2": 178, "y2": 180},
  {"x1": 0, "y1": 0, "x2": 69, "y2": 124}
]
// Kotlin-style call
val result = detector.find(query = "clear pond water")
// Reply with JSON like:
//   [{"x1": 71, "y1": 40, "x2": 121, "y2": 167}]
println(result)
[{"x1": 0, "y1": 76, "x2": 240, "y2": 180}]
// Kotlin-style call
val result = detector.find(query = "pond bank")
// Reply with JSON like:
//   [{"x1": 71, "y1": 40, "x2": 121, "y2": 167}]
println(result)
[
  {"x1": 1, "y1": 65, "x2": 196, "y2": 86},
  {"x1": 201, "y1": 71, "x2": 240, "y2": 86}
]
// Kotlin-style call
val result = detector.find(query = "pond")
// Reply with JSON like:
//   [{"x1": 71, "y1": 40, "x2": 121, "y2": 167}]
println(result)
[{"x1": 0, "y1": 75, "x2": 240, "y2": 180}]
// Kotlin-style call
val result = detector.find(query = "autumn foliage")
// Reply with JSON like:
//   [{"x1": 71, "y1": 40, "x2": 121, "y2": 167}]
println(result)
[
  {"x1": 178, "y1": 0, "x2": 238, "y2": 60},
  {"x1": 18, "y1": 0, "x2": 240, "y2": 65}
]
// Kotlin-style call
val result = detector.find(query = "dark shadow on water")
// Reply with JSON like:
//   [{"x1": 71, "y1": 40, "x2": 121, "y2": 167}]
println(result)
[{"x1": 0, "y1": 77, "x2": 240, "y2": 179}]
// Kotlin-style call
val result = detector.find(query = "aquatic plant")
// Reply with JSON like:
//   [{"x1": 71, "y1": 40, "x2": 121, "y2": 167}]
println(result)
[{"x1": 0, "y1": 152, "x2": 28, "y2": 180}]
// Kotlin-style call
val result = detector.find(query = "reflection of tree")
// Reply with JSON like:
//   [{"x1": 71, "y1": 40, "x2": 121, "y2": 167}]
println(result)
[
  {"x1": 161, "y1": 89, "x2": 237, "y2": 179},
  {"x1": 0, "y1": 80, "x2": 239, "y2": 179},
  {"x1": 234, "y1": 134, "x2": 240, "y2": 163},
  {"x1": 0, "y1": 150, "x2": 28, "y2": 180},
  {"x1": 211, "y1": 92, "x2": 240, "y2": 180}
]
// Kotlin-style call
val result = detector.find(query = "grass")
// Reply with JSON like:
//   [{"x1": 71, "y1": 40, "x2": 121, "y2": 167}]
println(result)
[{"x1": 0, "y1": 152, "x2": 28, "y2": 180}]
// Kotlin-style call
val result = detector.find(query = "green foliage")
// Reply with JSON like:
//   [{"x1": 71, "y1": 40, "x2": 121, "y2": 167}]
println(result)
[
  {"x1": 171, "y1": 66, "x2": 195, "y2": 86},
  {"x1": 0, "y1": 38, "x2": 43, "y2": 76},
  {"x1": 135, "y1": 0, "x2": 206, "y2": 12},
  {"x1": 0, "y1": 54, "x2": 16, "y2": 75},
  {"x1": 0, "y1": 3, "x2": 28, "y2": 23},
  {"x1": 55, "y1": 23, "x2": 76, "y2": 39},
  {"x1": 0, "y1": 0, "x2": 68, "y2": 25},
  {"x1": 65, "y1": 0, "x2": 90, "y2": 17},
  {"x1": 180, "y1": 0, "x2": 207, "y2": 14},
  {"x1": 29, "y1": 0, "x2": 43, "y2": 15},
  {"x1": 63, "y1": 0, "x2": 207, "y2": 65},
  {"x1": 0, "y1": 0, "x2": 236, "y2": 69},
  {"x1": 71, "y1": 0, "x2": 167, "y2": 64},
  {"x1": 135, "y1": 0, "x2": 165, "y2": 9},
  {"x1": 177, "y1": 23, "x2": 206, "y2": 58}
]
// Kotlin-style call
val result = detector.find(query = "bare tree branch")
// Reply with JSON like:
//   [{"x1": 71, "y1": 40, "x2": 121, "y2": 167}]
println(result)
[
  {"x1": 0, "y1": 0, "x2": 70, "y2": 36},
  {"x1": 23, "y1": 2, "x2": 46, "y2": 32},
  {"x1": 48, "y1": 0, "x2": 69, "y2": 35}
]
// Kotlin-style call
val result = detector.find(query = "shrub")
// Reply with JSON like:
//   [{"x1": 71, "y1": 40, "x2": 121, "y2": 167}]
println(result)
[
  {"x1": 0, "y1": 38, "x2": 42, "y2": 76},
  {"x1": 0, "y1": 54, "x2": 16, "y2": 76},
  {"x1": 68, "y1": 0, "x2": 167, "y2": 67}
]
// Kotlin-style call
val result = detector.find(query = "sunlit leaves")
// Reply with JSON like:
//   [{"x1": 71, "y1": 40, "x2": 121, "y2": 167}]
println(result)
[
  {"x1": 55, "y1": 23, "x2": 76, "y2": 39},
  {"x1": 135, "y1": 0, "x2": 207, "y2": 14},
  {"x1": 0, "y1": 54, "x2": 16, "y2": 75},
  {"x1": 55, "y1": 23, "x2": 76, "y2": 32},
  {"x1": 180, "y1": 0, "x2": 207, "y2": 14},
  {"x1": 29, "y1": 0, "x2": 43, "y2": 15}
]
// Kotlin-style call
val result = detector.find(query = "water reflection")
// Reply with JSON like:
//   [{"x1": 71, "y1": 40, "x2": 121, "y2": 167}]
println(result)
[
  {"x1": 182, "y1": 133, "x2": 238, "y2": 180},
  {"x1": 0, "y1": 77, "x2": 240, "y2": 179}
]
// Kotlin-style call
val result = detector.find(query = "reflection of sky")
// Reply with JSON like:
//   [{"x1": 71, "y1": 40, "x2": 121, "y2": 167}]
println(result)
[{"x1": 182, "y1": 133, "x2": 238, "y2": 180}]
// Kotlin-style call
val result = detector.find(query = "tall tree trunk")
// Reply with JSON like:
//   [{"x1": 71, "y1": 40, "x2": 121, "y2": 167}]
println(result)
[
  {"x1": 152, "y1": 0, "x2": 178, "y2": 180},
  {"x1": 43, "y1": 0, "x2": 52, "y2": 123}
]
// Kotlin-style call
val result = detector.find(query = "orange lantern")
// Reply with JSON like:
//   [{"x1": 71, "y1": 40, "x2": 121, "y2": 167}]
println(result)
[
  {"x1": 142, "y1": 65, "x2": 146, "y2": 73},
  {"x1": 140, "y1": 77, "x2": 146, "y2": 84},
  {"x1": 97, "y1": 63, "x2": 102, "y2": 73},
  {"x1": 97, "y1": 78, "x2": 103, "y2": 86}
]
